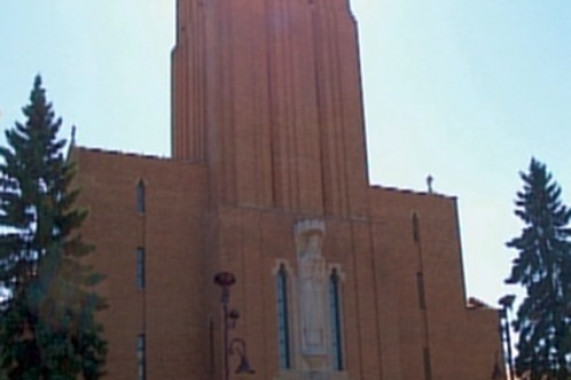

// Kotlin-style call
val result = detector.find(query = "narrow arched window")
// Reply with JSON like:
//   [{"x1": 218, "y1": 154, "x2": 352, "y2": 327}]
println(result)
[
  {"x1": 329, "y1": 269, "x2": 344, "y2": 370},
  {"x1": 209, "y1": 317, "x2": 215, "y2": 373},
  {"x1": 137, "y1": 180, "x2": 145, "y2": 214},
  {"x1": 412, "y1": 212, "x2": 420, "y2": 243},
  {"x1": 137, "y1": 334, "x2": 146, "y2": 380},
  {"x1": 417, "y1": 271, "x2": 426, "y2": 310},
  {"x1": 136, "y1": 247, "x2": 145, "y2": 290},
  {"x1": 276, "y1": 264, "x2": 291, "y2": 369}
]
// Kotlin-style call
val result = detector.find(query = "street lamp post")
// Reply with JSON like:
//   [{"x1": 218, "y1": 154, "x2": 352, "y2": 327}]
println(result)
[{"x1": 214, "y1": 272, "x2": 255, "y2": 380}]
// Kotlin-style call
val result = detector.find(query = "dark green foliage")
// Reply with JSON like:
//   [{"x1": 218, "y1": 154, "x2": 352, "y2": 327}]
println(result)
[
  {"x1": 0, "y1": 76, "x2": 106, "y2": 379},
  {"x1": 506, "y1": 158, "x2": 571, "y2": 380}
]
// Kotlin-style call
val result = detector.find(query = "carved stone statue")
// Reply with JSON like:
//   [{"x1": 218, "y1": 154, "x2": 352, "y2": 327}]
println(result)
[{"x1": 295, "y1": 220, "x2": 327, "y2": 359}]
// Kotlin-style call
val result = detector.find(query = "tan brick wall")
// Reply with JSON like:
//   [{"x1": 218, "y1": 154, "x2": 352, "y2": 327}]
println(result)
[
  {"x1": 74, "y1": 148, "x2": 211, "y2": 380},
  {"x1": 369, "y1": 186, "x2": 503, "y2": 380},
  {"x1": 73, "y1": 150, "x2": 502, "y2": 380}
]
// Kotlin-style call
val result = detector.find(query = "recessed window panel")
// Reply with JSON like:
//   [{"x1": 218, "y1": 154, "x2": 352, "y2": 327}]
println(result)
[
  {"x1": 276, "y1": 264, "x2": 291, "y2": 369},
  {"x1": 329, "y1": 269, "x2": 344, "y2": 370}
]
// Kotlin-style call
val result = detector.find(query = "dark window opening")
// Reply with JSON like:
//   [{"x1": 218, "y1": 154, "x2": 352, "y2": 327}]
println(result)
[
  {"x1": 417, "y1": 272, "x2": 426, "y2": 310},
  {"x1": 423, "y1": 347, "x2": 432, "y2": 380},
  {"x1": 412, "y1": 212, "x2": 420, "y2": 243},
  {"x1": 137, "y1": 247, "x2": 145, "y2": 289},
  {"x1": 329, "y1": 269, "x2": 344, "y2": 370},
  {"x1": 137, "y1": 180, "x2": 146, "y2": 214},
  {"x1": 209, "y1": 317, "x2": 215, "y2": 373},
  {"x1": 276, "y1": 264, "x2": 291, "y2": 369},
  {"x1": 137, "y1": 334, "x2": 146, "y2": 380}
]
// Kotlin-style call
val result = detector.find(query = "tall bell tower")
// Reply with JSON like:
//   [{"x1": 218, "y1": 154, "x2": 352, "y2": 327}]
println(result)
[{"x1": 172, "y1": 0, "x2": 370, "y2": 218}]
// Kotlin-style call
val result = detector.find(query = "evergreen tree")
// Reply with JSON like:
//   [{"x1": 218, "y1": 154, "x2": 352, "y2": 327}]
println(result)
[
  {"x1": 0, "y1": 76, "x2": 107, "y2": 379},
  {"x1": 506, "y1": 158, "x2": 571, "y2": 380}
]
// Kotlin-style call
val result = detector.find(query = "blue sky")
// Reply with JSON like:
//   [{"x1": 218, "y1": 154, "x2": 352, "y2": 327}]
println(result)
[{"x1": 1, "y1": 1, "x2": 570, "y2": 307}]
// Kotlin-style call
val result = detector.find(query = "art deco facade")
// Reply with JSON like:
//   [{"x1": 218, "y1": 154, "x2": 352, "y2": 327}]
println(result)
[{"x1": 71, "y1": 0, "x2": 504, "y2": 378}]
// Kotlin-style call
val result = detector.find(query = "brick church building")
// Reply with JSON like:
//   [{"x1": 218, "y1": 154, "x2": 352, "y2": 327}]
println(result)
[{"x1": 71, "y1": 0, "x2": 504, "y2": 378}]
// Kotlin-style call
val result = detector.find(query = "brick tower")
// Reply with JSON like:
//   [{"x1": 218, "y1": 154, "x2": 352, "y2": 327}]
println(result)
[{"x1": 172, "y1": 0, "x2": 368, "y2": 217}]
